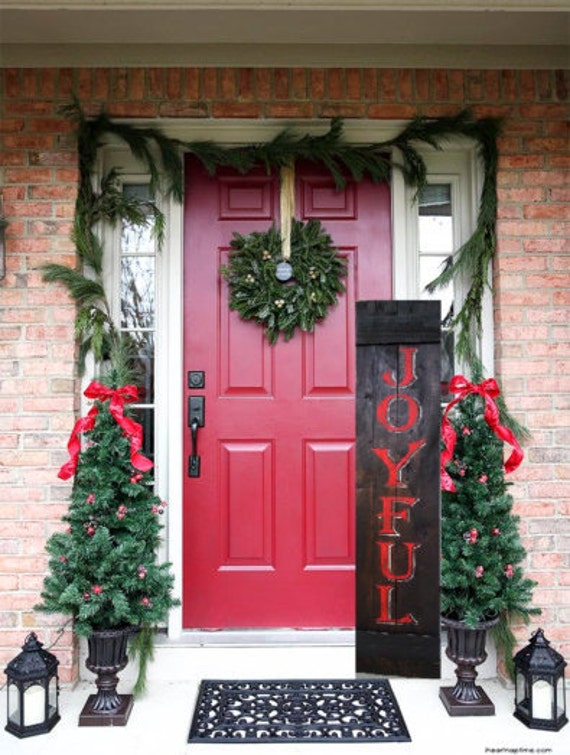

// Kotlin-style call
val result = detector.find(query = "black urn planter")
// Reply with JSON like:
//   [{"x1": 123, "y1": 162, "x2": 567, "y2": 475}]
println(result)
[
  {"x1": 439, "y1": 615, "x2": 499, "y2": 716},
  {"x1": 79, "y1": 626, "x2": 134, "y2": 727}
]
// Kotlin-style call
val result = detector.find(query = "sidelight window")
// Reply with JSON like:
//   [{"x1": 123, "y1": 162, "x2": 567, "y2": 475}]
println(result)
[
  {"x1": 118, "y1": 183, "x2": 157, "y2": 462},
  {"x1": 417, "y1": 182, "x2": 456, "y2": 397}
]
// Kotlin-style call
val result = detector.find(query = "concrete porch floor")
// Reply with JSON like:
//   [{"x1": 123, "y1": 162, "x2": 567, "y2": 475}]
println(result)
[{"x1": 1, "y1": 642, "x2": 568, "y2": 755}]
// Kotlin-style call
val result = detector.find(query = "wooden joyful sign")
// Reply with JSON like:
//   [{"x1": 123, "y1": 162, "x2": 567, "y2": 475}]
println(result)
[{"x1": 356, "y1": 300, "x2": 441, "y2": 678}]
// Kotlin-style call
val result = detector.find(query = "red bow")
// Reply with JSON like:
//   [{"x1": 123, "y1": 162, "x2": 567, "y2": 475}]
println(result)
[
  {"x1": 441, "y1": 375, "x2": 523, "y2": 492},
  {"x1": 58, "y1": 381, "x2": 153, "y2": 480}
]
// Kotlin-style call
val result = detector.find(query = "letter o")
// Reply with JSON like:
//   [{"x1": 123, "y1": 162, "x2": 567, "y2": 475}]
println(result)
[{"x1": 376, "y1": 394, "x2": 419, "y2": 433}]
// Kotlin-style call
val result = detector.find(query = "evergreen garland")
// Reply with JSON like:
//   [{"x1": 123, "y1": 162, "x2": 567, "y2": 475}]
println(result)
[
  {"x1": 43, "y1": 98, "x2": 181, "y2": 374},
  {"x1": 221, "y1": 219, "x2": 347, "y2": 344},
  {"x1": 43, "y1": 99, "x2": 502, "y2": 369}
]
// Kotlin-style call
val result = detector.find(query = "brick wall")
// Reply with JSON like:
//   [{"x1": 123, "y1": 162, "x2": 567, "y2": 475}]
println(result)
[{"x1": 0, "y1": 67, "x2": 568, "y2": 683}]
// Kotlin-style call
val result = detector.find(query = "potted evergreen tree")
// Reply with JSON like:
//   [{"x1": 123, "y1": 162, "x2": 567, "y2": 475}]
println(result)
[
  {"x1": 36, "y1": 363, "x2": 178, "y2": 725},
  {"x1": 439, "y1": 374, "x2": 539, "y2": 715}
]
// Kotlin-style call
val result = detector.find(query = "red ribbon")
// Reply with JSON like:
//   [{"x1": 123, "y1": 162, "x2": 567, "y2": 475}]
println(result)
[
  {"x1": 58, "y1": 381, "x2": 153, "y2": 480},
  {"x1": 441, "y1": 375, "x2": 524, "y2": 493}
]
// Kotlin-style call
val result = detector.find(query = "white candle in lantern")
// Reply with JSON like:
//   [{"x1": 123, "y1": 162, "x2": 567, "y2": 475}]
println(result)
[
  {"x1": 532, "y1": 679, "x2": 552, "y2": 720},
  {"x1": 24, "y1": 685, "x2": 45, "y2": 727}
]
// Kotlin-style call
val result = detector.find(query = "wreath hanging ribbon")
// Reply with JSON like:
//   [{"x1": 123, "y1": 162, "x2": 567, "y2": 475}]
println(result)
[
  {"x1": 441, "y1": 374, "x2": 524, "y2": 493},
  {"x1": 280, "y1": 162, "x2": 295, "y2": 262},
  {"x1": 58, "y1": 381, "x2": 153, "y2": 480}
]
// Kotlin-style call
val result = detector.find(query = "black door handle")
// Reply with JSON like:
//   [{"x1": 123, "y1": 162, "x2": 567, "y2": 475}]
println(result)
[{"x1": 189, "y1": 418, "x2": 201, "y2": 478}]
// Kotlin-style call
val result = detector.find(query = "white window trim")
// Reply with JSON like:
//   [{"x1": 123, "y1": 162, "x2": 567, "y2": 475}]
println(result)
[{"x1": 99, "y1": 122, "x2": 490, "y2": 640}]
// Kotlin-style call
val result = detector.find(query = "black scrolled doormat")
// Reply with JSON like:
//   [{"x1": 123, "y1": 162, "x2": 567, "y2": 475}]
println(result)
[{"x1": 188, "y1": 679, "x2": 411, "y2": 743}]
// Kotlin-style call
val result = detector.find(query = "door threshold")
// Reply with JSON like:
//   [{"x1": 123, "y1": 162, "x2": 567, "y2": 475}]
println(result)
[{"x1": 161, "y1": 629, "x2": 355, "y2": 648}]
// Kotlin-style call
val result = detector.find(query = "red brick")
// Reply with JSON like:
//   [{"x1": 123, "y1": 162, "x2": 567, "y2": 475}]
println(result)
[
  {"x1": 524, "y1": 204, "x2": 570, "y2": 220},
  {"x1": 0, "y1": 118, "x2": 25, "y2": 133},
  {"x1": 498, "y1": 187, "x2": 545, "y2": 203},
  {"x1": 94, "y1": 68, "x2": 110, "y2": 99},
  {"x1": 519, "y1": 70, "x2": 535, "y2": 101},
  {"x1": 362, "y1": 69, "x2": 378, "y2": 100},
  {"x1": 536, "y1": 70, "x2": 553, "y2": 100},
  {"x1": 501, "y1": 70, "x2": 518, "y2": 100},
  {"x1": 368, "y1": 104, "x2": 417, "y2": 120},
  {"x1": 328, "y1": 69, "x2": 343, "y2": 100},
  {"x1": 291, "y1": 68, "x2": 307, "y2": 100},
  {"x1": 129, "y1": 68, "x2": 145, "y2": 100},
  {"x1": 111, "y1": 68, "x2": 127, "y2": 99},
  {"x1": 203, "y1": 68, "x2": 218, "y2": 99},
  {"x1": 398, "y1": 70, "x2": 413, "y2": 101},
  {"x1": 106, "y1": 102, "x2": 158, "y2": 118},
  {"x1": 238, "y1": 69, "x2": 255, "y2": 101},
  {"x1": 58, "y1": 68, "x2": 74, "y2": 97},
  {"x1": 380, "y1": 69, "x2": 397, "y2": 101},
  {"x1": 3, "y1": 68, "x2": 21, "y2": 97},
  {"x1": 21, "y1": 68, "x2": 38, "y2": 97},
  {"x1": 76, "y1": 68, "x2": 92, "y2": 99},
  {"x1": 414, "y1": 69, "x2": 430, "y2": 101},
  {"x1": 523, "y1": 169, "x2": 567, "y2": 186},
  {"x1": 433, "y1": 70, "x2": 448, "y2": 100},
  {"x1": 256, "y1": 69, "x2": 272, "y2": 100},
  {"x1": 266, "y1": 103, "x2": 314, "y2": 119},
  {"x1": 148, "y1": 68, "x2": 165, "y2": 98},
  {"x1": 0, "y1": 152, "x2": 26, "y2": 166},
  {"x1": 29, "y1": 118, "x2": 73, "y2": 134},
  {"x1": 212, "y1": 102, "x2": 261, "y2": 119},
  {"x1": 466, "y1": 70, "x2": 483, "y2": 100},
  {"x1": 309, "y1": 70, "x2": 325, "y2": 100},
  {"x1": 524, "y1": 137, "x2": 569, "y2": 153},
  {"x1": 499, "y1": 154, "x2": 544, "y2": 169},
  {"x1": 3, "y1": 134, "x2": 55, "y2": 150},
  {"x1": 320, "y1": 103, "x2": 365, "y2": 119},
  {"x1": 485, "y1": 70, "x2": 501, "y2": 101},
  {"x1": 221, "y1": 68, "x2": 237, "y2": 100},
  {"x1": 274, "y1": 68, "x2": 289, "y2": 100},
  {"x1": 159, "y1": 102, "x2": 208, "y2": 118},
  {"x1": 185, "y1": 68, "x2": 200, "y2": 100},
  {"x1": 166, "y1": 68, "x2": 182, "y2": 100},
  {"x1": 447, "y1": 70, "x2": 464, "y2": 102}
]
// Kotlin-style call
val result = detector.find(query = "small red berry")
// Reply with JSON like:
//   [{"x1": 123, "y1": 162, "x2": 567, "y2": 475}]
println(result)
[{"x1": 93, "y1": 585, "x2": 103, "y2": 595}]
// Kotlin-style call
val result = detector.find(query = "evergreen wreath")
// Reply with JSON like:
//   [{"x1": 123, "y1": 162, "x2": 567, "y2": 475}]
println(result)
[{"x1": 222, "y1": 219, "x2": 347, "y2": 344}]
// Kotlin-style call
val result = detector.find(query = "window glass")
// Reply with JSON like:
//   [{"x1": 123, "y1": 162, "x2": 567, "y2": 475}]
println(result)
[
  {"x1": 119, "y1": 183, "x2": 156, "y2": 457},
  {"x1": 418, "y1": 183, "x2": 455, "y2": 397}
]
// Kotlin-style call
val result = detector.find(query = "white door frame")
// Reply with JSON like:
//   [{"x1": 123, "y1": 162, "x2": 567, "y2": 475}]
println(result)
[{"x1": 101, "y1": 120, "x2": 485, "y2": 642}]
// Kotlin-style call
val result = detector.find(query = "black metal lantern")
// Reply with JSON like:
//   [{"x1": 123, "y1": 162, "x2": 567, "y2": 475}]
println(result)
[
  {"x1": 4, "y1": 633, "x2": 60, "y2": 738},
  {"x1": 513, "y1": 627, "x2": 567, "y2": 731}
]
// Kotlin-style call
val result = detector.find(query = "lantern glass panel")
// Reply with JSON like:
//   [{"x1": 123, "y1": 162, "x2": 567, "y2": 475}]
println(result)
[
  {"x1": 24, "y1": 683, "x2": 45, "y2": 727},
  {"x1": 515, "y1": 670, "x2": 528, "y2": 710},
  {"x1": 7, "y1": 682, "x2": 21, "y2": 726},
  {"x1": 532, "y1": 677, "x2": 553, "y2": 720},
  {"x1": 556, "y1": 676, "x2": 566, "y2": 719},
  {"x1": 48, "y1": 676, "x2": 58, "y2": 717}
]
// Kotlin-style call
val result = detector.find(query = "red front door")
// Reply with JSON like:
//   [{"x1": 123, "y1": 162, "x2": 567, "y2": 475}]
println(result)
[{"x1": 183, "y1": 156, "x2": 391, "y2": 629}]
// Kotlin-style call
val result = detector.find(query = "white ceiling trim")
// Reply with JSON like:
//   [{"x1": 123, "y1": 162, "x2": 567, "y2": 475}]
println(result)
[
  {"x1": 2, "y1": 43, "x2": 567, "y2": 70},
  {"x1": 1, "y1": 0, "x2": 569, "y2": 8}
]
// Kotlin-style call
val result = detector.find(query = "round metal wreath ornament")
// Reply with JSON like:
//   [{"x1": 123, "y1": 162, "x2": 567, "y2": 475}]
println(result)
[{"x1": 221, "y1": 219, "x2": 347, "y2": 344}]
